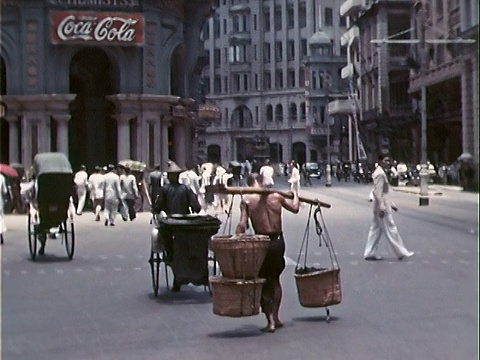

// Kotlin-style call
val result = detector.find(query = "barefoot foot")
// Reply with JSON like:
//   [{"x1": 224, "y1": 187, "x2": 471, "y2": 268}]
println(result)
[{"x1": 260, "y1": 325, "x2": 275, "y2": 333}]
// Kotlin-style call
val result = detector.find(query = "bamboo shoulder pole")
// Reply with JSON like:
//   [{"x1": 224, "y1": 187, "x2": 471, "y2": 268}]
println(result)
[{"x1": 206, "y1": 185, "x2": 331, "y2": 208}]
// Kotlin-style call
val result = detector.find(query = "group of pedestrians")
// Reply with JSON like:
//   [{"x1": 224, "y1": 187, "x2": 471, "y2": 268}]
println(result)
[{"x1": 73, "y1": 164, "x2": 140, "y2": 226}]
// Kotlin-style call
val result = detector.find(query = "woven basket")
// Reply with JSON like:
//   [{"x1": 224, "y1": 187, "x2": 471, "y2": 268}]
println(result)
[
  {"x1": 210, "y1": 276, "x2": 265, "y2": 317},
  {"x1": 210, "y1": 235, "x2": 270, "y2": 279},
  {"x1": 294, "y1": 268, "x2": 342, "y2": 308}
]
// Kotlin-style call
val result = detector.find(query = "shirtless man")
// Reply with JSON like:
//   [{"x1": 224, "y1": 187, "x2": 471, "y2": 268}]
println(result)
[{"x1": 235, "y1": 173, "x2": 300, "y2": 333}]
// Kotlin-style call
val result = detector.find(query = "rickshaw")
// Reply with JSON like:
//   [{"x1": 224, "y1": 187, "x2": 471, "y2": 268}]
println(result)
[
  {"x1": 149, "y1": 213, "x2": 222, "y2": 296},
  {"x1": 27, "y1": 152, "x2": 75, "y2": 261}
]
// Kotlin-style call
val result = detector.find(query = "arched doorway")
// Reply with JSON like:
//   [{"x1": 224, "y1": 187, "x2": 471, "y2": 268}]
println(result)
[
  {"x1": 292, "y1": 142, "x2": 306, "y2": 165},
  {"x1": 69, "y1": 48, "x2": 117, "y2": 170},
  {"x1": 207, "y1": 144, "x2": 221, "y2": 163},
  {"x1": 0, "y1": 56, "x2": 8, "y2": 163}
]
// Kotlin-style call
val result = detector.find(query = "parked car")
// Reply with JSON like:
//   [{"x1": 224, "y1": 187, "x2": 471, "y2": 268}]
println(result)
[{"x1": 303, "y1": 162, "x2": 322, "y2": 179}]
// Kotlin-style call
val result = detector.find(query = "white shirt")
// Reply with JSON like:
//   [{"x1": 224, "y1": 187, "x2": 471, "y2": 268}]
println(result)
[
  {"x1": 88, "y1": 173, "x2": 105, "y2": 199},
  {"x1": 259, "y1": 165, "x2": 275, "y2": 186},
  {"x1": 179, "y1": 170, "x2": 201, "y2": 195},
  {"x1": 120, "y1": 173, "x2": 139, "y2": 200},
  {"x1": 74, "y1": 170, "x2": 88, "y2": 188}
]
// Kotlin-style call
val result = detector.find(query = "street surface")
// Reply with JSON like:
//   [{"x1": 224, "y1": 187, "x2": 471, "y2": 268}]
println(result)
[{"x1": 1, "y1": 178, "x2": 478, "y2": 360}]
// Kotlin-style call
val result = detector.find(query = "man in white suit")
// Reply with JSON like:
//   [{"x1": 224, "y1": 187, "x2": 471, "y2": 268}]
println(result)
[
  {"x1": 102, "y1": 164, "x2": 122, "y2": 226},
  {"x1": 364, "y1": 155, "x2": 414, "y2": 261},
  {"x1": 74, "y1": 165, "x2": 88, "y2": 215},
  {"x1": 88, "y1": 166, "x2": 105, "y2": 221}
]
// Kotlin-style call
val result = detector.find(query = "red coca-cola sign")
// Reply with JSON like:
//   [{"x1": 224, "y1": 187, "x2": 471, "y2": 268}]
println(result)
[{"x1": 50, "y1": 11, "x2": 144, "y2": 45}]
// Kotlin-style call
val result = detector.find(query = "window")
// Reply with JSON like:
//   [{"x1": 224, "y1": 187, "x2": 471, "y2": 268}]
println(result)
[
  {"x1": 214, "y1": 49, "x2": 221, "y2": 66},
  {"x1": 224, "y1": 76, "x2": 228, "y2": 93},
  {"x1": 287, "y1": 5, "x2": 295, "y2": 29},
  {"x1": 201, "y1": 22, "x2": 210, "y2": 40},
  {"x1": 300, "y1": 102, "x2": 306, "y2": 121},
  {"x1": 214, "y1": 16, "x2": 220, "y2": 38},
  {"x1": 299, "y1": 2, "x2": 307, "y2": 28},
  {"x1": 233, "y1": 74, "x2": 241, "y2": 92},
  {"x1": 263, "y1": 71, "x2": 271, "y2": 90},
  {"x1": 275, "y1": 69, "x2": 283, "y2": 88},
  {"x1": 243, "y1": 74, "x2": 248, "y2": 91},
  {"x1": 287, "y1": 40, "x2": 295, "y2": 60},
  {"x1": 266, "y1": 104, "x2": 273, "y2": 122},
  {"x1": 275, "y1": 42, "x2": 283, "y2": 62},
  {"x1": 339, "y1": 14, "x2": 347, "y2": 27},
  {"x1": 300, "y1": 39, "x2": 307, "y2": 56},
  {"x1": 311, "y1": 71, "x2": 317, "y2": 89},
  {"x1": 274, "y1": 6, "x2": 282, "y2": 31},
  {"x1": 325, "y1": 8, "x2": 333, "y2": 26},
  {"x1": 289, "y1": 103, "x2": 298, "y2": 121},
  {"x1": 254, "y1": 44, "x2": 257, "y2": 61},
  {"x1": 264, "y1": 43, "x2": 271, "y2": 62},
  {"x1": 223, "y1": 19, "x2": 227, "y2": 34},
  {"x1": 253, "y1": 14, "x2": 257, "y2": 30},
  {"x1": 255, "y1": 74, "x2": 259, "y2": 90},
  {"x1": 287, "y1": 69, "x2": 295, "y2": 87},
  {"x1": 214, "y1": 75, "x2": 222, "y2": 93},
  {"x1": 319, "y1": 106, "x2": 326, "y2": 124},
  {"x1": 275, "y1": 104, "x2": 283, "y2": 122},
  {"x1": 264, "y1": 8, "x2": 270, "y2": 31}
]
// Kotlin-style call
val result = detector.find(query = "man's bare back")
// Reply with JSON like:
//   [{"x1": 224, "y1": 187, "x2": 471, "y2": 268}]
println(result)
[{"x1": 243, "y1": 193, "x2": 284, "y2": 234}]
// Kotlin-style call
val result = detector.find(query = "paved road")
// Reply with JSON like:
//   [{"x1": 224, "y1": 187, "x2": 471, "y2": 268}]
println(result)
[{"x1": 1, "y1": 179, "x2": 478, "y2": 360}]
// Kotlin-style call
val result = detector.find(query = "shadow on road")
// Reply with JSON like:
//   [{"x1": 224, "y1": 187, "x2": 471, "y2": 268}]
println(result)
[
  {"x1": 207, "y1": 324, "x2": 264, "y2": 338},
  {"x1": 148, "y1": 289, "x2": 213, "y2": 305},
  {"x1": 293, "y1": 315, "x2": 340, "y2": 323}
]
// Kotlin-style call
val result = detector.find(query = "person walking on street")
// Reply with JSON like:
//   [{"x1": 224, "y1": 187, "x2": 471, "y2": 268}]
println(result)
[
  {"x1": 235, "y1": 173, "x2": 300, "y2": 333},
  {"x1": 120, "y1": 167, "x2": 139, "y2": 221},
  {"x1": 74, "y1": 165, "x2": 88, "y2": 215},
  {"x1": 147, "y1": 164, "x2": 164, "y2": 207},
  {"x1": 0, "y1": 173, "x2": 8, "y2": 244},
  {"x1": 288, "y1": 160, "x2": 301, "y2": 191},
  {"x1": 102, "y1": 164, "x2": 122, "y2": 226},
  {"x1": 259, "y1": 159, "x2": 275, "y2": 188},
  {"x1": 364, "y1": 154, "x2": 414, "y2": 261},
  {"x1": 88, "y1": 166, "x2": 105, "y2": 222}
]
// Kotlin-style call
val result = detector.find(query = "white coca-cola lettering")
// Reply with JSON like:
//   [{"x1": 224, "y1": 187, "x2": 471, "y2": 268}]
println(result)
[
  {"x1": 94, "y1": 17, "x2": 137, "y2": 42},
  {"x1": 56, "y1": 14, "x2": 138, "y2": 43}
]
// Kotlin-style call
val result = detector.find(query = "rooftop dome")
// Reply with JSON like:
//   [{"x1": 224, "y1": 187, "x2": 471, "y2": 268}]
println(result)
[{"x1": 309, "y1": 31, "x2": 332, "y2": 47}]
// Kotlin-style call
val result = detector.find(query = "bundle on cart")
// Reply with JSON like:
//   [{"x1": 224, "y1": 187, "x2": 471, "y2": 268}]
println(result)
[
  {"x1": 210, "y1": 234, "x2": 270, "y2": 278},
  {"x1": 294, "y1": 206, "x2": 341, "y2": 322},
  {"x1": 210, "y1": 277, "x2": 265, "y2": 317}
]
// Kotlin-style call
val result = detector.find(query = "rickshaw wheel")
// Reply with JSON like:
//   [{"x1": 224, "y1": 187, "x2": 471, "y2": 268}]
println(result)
[
  {"x1": 64, "y1": 220, "x2": 75, "y2": 260},
  {"x1": 27, "y1": 212, "x2": 37, "y2": 261},
  {"x1": 149, "y1": 251, "x2": 161, "y2": 296},
  {"x1": 162, "y1": 251, "x2": 171, "y2": 291}
]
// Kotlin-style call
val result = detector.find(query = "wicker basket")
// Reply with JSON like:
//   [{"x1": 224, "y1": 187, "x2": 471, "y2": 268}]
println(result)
[
  {"x1": 294, "y1": 268, "x2": 342, "y2": 308},
  {"x1": 209, "y1": 276, "x2": 265, "y2": 317},
  {"x1": 210, "y1": 235, "x2": 270, "y2": 279}
]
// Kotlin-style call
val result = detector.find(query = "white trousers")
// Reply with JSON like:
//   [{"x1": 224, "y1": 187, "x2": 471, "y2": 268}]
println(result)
[
  {"x1": 104, "y1": 199, "x2": 119, "y2": 224},
  {"x1": 364, "y1": 212, "x2": 411, "y2": 258},
  {"x1": 76, "y1": 186, "x2": 87, "y2": 214}
]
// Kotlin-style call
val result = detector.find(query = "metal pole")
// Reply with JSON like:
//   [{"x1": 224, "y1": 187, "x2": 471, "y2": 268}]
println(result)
[{"x1": 417, "y1": 2, "x2": 429, "y2": 205}]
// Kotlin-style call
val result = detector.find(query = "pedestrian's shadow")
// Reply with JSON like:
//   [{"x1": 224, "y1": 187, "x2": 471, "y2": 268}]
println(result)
[
  {"x1": 28, "y1": 254, "x2": 72, "y2": 263},
  {"x1": 148, "y1": 287, "x2": 213, "y2": 305},
  {"x1": 208, "y1": 324, "x2": 264, "y2": 338}
]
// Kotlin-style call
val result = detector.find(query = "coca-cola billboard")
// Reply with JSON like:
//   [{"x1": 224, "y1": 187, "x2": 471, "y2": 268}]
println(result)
[{"x1": 50, "y1": 11, "x2": 144, "y2": 45}]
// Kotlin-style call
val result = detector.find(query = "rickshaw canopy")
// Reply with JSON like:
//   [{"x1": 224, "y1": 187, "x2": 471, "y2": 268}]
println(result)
[{"x1": 33, "y1": 152, "x2": 72, "y2": 176}]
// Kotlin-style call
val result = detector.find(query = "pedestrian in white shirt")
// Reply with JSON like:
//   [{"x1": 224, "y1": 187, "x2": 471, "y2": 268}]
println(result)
[
  {"x1": 74, "y1": 165, "x2": 88, "y2": 215},
  {"x1": 102, "y1": 164, "x2": 122, "y2": 226},
  {"x1": 364, "y1": 155, "x2": 414, "y2": 261},
  {"x1": 212, "y1": 166, "x2": 233, "y2": 214},
  {"x1": 180, "y1": 164, "x2": 206, "y2": 212},
  {"x1": 120, "y1": 167, "x2": 139, "y2": 221},
  {"x1": 287, "y1": 160, "x2": 301, "y2": 191},
  {"x1": 259, "y1": 160, "x2": 275, "y2": 188},
  {"x1": 88, "y1": 166, "x2": 105, "y2": 221}
]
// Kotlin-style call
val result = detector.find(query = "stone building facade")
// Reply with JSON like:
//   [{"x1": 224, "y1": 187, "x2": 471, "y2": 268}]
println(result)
[
  {"x1": 200, "y1": 0, "x2": 347, "y2": 166},
  {"x1": 0, "y1": 0, "x2": 215, "y2": 171}
]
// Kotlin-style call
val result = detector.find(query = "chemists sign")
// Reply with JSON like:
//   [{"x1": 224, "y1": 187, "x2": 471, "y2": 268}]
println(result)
[{"x1": 50, "y1": 11, "x2": 144, "y2": 45}]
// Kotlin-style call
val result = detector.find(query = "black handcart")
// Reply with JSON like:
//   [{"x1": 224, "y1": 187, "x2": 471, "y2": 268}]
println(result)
[
  {"x1": 27, "y1": 152, "x2": 75, "y2": 261},
  {"x1": 149, "y1": 214, "x2": 221, "y2": 295}
]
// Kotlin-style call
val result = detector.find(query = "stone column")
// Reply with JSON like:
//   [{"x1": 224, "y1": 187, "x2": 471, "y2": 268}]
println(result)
[
  {"x1": 4, "y1": 115, "x2": 20, "y2": 164},
  {"x1": 173, "y1": 118, "x2": 187, "y2": 168},
  {"x1": 113, "y1": 114, "x2": 132, "y2": 162},
  {"x1": 160, "y1": 116, "x2": 170, "y2": 170},
  {"x1": 20, "y1": 114, "x2": 33, "y2": 168},
  {"x1": 53, "y1": 114, "x2": 71, "y2": 156}
]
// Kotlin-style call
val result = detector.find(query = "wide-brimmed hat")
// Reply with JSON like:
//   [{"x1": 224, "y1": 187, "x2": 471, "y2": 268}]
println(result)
[{"x1": 166, "y1": 160, "x2": 184, "y2": 173}]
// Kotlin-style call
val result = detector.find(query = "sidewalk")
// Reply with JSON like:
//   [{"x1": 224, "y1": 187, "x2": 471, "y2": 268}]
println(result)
[{"x1": 392, "y1": 184, "x2": 464, "y2": 196}]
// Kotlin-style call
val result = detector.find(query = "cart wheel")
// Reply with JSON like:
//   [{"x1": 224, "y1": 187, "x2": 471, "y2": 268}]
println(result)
[
  {"x1": 149, "y1": 251, "x2": 161, "y2": 296},
  {"x1": 64, "y1": 220, "x2": 75, "y2": 260},
  {"x1": 27, "y1": 213, "x2": 37, "y2": 261},
  {"x1": 325, "y1": 308, "x2": 331, "y2": 323}
]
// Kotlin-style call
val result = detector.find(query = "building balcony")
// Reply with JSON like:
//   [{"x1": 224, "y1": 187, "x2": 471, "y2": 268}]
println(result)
[
  {"x1": 229, "y1": 4, "x2": 250, "y2": 14},
  {"x1": 229, "y1": 32, "x2": 251, "y2": 44},
  {"x1": 306, "y1": 124, "x2": 329, "y2": 136},
  {"x1": 340, "y1": 26, "x2": 360, "y2": 47},
  {"x1": 328, "y1": 99, "x2": 356, "y2": 116},
  {"x1": 340, "y1": 0, "x2": 364, "y2": 17}
]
